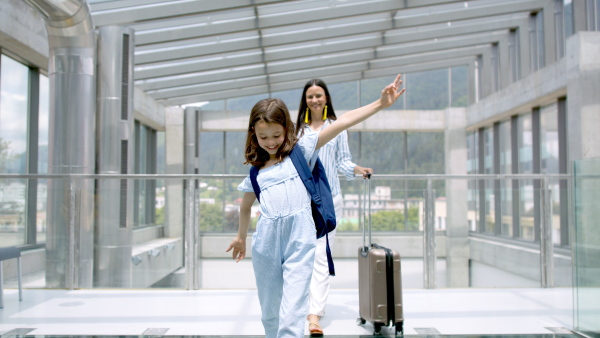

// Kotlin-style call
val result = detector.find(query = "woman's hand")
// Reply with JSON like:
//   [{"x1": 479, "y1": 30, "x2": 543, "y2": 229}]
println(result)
[
  {"x1": 354, "y1": 165, "x2": 373, "y2": 178},
  {"x1": 380, "y1": 74, "x2": 406, "y2": 109},
  {"x1": 226, "y1": 236, "x2": 247, "y2": 262}
]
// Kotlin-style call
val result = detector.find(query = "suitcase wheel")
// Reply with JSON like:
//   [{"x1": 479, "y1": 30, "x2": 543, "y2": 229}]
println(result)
[
  {"x1": 395, "y1": 322, "x2": 404, "y2": 335},
  {"x1": 356, "y1": 317, "x2": 366, "y2": 325},
  {"x1": 373, "y1": 322, "x2": 383, "y2": 335}
]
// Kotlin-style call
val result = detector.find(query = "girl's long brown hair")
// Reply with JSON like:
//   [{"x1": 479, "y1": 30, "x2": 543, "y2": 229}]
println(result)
[{"x1": 244, "y1": 98, "x2": 297, "y2": 167}]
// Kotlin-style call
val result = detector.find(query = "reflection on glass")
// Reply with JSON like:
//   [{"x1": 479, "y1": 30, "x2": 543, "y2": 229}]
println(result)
[
  {"x1": 198, "y1": 178, "x2": 252, "y2": 233},
  {"x1": 518, "y1": 113, "x2": 534, "y2": 240},
  {"x1": 467, "y1": 131, "x2": 478, "y2": 231},
  {"x1": 573, "y1": 158, "x2": 600, "y2": 334},
  {"x1": 404, "y1": 69, "x2": 448, "y2": 110},
  {"x1": 451, "y1": 66, "x2": 468, "y2": 107},
  {"x1": 37, "y1": 74, "x2": 49, "y2": 244},
  {"x1": 540, "y1": 103, "x2": 561, "y2": 244},
  {"x1": 498, "y1": 120, "x2": 512, "y2": 237},
  {"x1": 483, "y1": 127, "x2": 494, "y2": 233},
  {"x1": 156, "y1": 131, "x2": 166, "y2": 225},
  {"x1": 0, "y1": 54, "x2": 29, "y2": 246}
]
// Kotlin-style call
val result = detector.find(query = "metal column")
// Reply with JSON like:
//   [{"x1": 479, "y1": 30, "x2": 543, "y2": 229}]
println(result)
[{"x1": 423, "y1": 179, "x2": 436, "y2": 289}]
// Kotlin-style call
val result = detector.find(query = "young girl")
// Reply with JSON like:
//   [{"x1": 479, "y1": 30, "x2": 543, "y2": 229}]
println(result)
[{"x1": 226, "y1": 74, "x2": 405, "y2": 338}]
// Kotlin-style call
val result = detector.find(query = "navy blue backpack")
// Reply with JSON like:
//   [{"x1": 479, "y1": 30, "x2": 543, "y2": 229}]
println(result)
[{"x1": 249, "y1": 144, "x2": 336, "y2": 276}]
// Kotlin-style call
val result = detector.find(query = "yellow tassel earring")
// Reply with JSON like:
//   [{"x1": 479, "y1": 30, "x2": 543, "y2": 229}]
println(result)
[
  {"x1": 323, "y1": 105, "x2": 328, "y2": 120},
  {"x1": 305, "y1": 107, "x2": 309, "y2": 124}
]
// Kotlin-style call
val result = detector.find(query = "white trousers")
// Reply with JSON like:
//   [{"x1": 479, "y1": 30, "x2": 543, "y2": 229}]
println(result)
[{"x1": 308, "y1": 193, "x2": 343, "y2": 317}]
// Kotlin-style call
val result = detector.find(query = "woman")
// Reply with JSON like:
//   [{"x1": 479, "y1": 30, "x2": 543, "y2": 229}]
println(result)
[{"x1": 295, "y1": 79, "x2": 373, "y2": 336}]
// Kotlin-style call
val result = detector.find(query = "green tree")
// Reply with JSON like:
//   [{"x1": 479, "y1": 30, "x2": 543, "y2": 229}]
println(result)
[
  {"x1": 370, "y1": 207, "x2": 420, "y2": 231},
  {"x1": 155, "y1": 206, "x2": 164, "y2": 225},
  {"x1": 199, "y1": 202, "x2": 223, "y2": 231}
]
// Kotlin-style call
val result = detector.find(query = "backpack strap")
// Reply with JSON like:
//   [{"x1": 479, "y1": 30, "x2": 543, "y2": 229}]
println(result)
[
  {"x1": 325, "y1": 232, "x2": 335, "y2": 276},
  {"x1": 249, "y1": 166, "x2": 261, "y2": 202},
  {"x1": 289, "y1": 145, "x2": 321, "y2": 205},
  {"x1": 289, "y1": 144, "x2": 335, "y2": 276}
]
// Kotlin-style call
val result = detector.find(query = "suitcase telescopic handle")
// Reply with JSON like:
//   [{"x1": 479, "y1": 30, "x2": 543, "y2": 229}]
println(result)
[{"x1": 362, "y1": 174, "x2": 372, "y2": 250}]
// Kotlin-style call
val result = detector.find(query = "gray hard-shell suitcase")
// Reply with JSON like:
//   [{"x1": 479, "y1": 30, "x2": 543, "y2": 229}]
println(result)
[{"x1": 357, "y1": 175, "x2": 404, "y2": 335}]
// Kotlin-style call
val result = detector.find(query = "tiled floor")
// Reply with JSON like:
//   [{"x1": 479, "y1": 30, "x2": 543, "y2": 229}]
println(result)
[{"x1": 0, "y1": 287, "x2": 573, "y2": 337}]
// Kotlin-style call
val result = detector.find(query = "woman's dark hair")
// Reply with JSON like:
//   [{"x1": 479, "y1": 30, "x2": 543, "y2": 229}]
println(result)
[
  {"x1": 244, "y1": 98, "x2": 297, "y2": 167},
  {"x1": 295, "y1": 79, "x2": 337, "y2": 137}
]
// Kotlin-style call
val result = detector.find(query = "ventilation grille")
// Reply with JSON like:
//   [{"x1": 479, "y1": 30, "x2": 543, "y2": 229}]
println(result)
[
  {"x1": 121, "y1": 33, "x2": 129, "y2": 121},
  {"x1": 119, "y1": 140, "x2": 128, "y2": 228}
]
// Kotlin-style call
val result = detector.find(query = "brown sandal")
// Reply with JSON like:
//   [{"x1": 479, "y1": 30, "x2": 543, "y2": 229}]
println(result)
[{"x1": 309, "y1": 322, "x2": 323, "y2": 336}]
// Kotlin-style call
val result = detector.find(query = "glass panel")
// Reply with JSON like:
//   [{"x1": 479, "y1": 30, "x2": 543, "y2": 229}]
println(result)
[
  {"x1": 270, "y1": 87, "x2": 302, "y2": 115},
  {"x1": 360, "y1": 75, "x2": 405, "y2": 109},
  {"x1": 404, "y1": 68, "x2": 448, "y2": 110},
  {"x1": 226, "y1": 94, "x2": 269, "y2": 111},
  {"x1": 537, "y1": 11, "x2": 545, "y2": 68},
  {"x1": 0, "y1": 55, "x2": 29, "y2": 246},
  {"x1": 156, "y1": 131, "x2": 166, "y2": 225},
  {"x1": 467, "y1": 131, "x2": 478, "y2": 231},
  {"x1": 328, "y1": 81, "x2": 360, "y2": 110},
  {"x1": 540, "y1": 103, "x2": 562, "y2": 245},
  {"x1": 225, "y1": 131, "x2": 247, "y2": 175},
  {"x1": 498, "y1": 120, "x2": 513, "y2": 237},
  {"x1": 137, "y1": 125, "x2": 148, "y2": 225},
  {"x1": 451, "y1": 66, "x2": 468, "y2": 107},
  {"x1": 518, "y1": 113, "x2": 534, "y2": 240},
  {"x1": 37, "y1": 74, "x2": 49, "y2": 244},
  {"x1": 199, "y1": 131, "x2": 225, "y2": 174},
  {"x1": 200, "y1": 100, "x2": 225, "y2": 110},
  {"x1": 564, "y1": 0, "x2": 574, "y2": 37},
  {"x1": 573, "y1": 158, "x2": 600, "y2": 334},
  {"x1": 483, "y1": 127, "x2": 494, "y2": 233},
  {"x1": 199, "y1": 177, "x2": 254, "y2": 233}
]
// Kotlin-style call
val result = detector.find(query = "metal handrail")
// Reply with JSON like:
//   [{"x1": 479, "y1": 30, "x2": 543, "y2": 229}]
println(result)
[{"x1": 0, "y1": 173, "x2": 574, "y2": 180}]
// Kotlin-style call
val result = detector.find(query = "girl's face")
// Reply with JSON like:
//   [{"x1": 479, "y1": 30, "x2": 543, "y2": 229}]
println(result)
[
  {"x1": 254, "y1": 120, "x2": 285, "y2": 157},
  {"x1": 305, "y1": 85, "x2": 327, "y2": 115}
]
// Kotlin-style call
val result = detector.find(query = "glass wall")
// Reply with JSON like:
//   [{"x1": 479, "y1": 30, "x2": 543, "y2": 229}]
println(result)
[
  {"x1": 467, "y1": 107, "x2": 570, "y2": 245},
  {"x1": 0, "y1": 55, "x2": 28, "y2": 246}
]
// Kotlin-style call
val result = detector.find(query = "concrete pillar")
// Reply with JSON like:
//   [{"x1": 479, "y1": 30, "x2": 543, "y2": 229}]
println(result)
[
  {"x1": 444, "y1": 107, "x2": 469, "y2": 287},
  {"x1": 165, "y1": 107, "x2": 185, "y2": 239},
  {"x1": 566, "y1": 32, "x2": 600, "y2": 163}
]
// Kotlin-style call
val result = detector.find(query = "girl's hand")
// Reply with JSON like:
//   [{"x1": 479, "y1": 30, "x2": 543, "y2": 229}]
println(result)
[
  {"x1": 354, "y1": 165, "x2": 373, "y2": 178},
  {"x1": 380, "y1": 74, "x2": 406, "y2": 109},
  {"x1": 226, "y1": 236, "x2": 247, "y2": 262}
]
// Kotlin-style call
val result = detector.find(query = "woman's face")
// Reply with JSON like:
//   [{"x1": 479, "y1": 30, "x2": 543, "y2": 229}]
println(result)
[
  {"x1": 254, "y1": 120, "x2": 285, "y2": 157},
  {"x1": 305, "y1": 85, "x2": 327, "y2": 115}
]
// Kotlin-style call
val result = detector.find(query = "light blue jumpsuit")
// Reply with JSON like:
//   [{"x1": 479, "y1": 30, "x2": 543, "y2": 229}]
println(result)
[{"x1": 238, "y1": 132, "x2": 319, "y2": 338}]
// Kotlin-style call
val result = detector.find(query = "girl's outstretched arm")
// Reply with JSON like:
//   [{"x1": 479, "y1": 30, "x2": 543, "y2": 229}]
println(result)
[
  {"x1": 316, "y1": 74, "x2": 405, "y2": 149},
  {"x1": 226, "y1": 192, "x2": 255, "y2": 262}
]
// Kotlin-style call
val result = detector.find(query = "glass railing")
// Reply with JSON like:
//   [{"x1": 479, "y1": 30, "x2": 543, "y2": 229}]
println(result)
[
  {"x1": 0, "y1": 173, "x2": 572, "y2": 293},
  {"x1": 573, "y1": 160, "x2": 600, "y2": 335}
]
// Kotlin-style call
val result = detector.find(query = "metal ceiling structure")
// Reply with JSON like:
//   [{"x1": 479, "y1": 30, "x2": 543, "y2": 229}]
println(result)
[{"x1": 87, "y1": 0, "x2": 548, "y2": 107}]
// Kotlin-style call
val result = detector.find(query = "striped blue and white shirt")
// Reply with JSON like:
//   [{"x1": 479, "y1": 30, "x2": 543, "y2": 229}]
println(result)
[{"x1": 302, "y1": 120, "x2": 356, "y2": 197}]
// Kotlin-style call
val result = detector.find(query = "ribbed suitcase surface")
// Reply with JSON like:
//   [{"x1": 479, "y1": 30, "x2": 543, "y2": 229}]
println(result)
[{"x1": 357, "y1": 175, "x2": 404, "y2": 335}]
